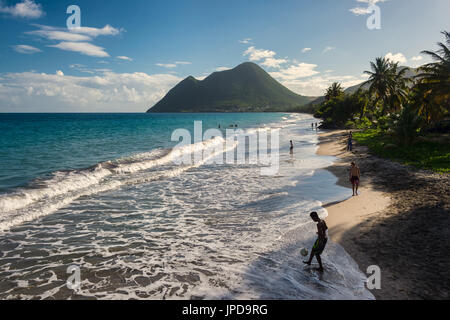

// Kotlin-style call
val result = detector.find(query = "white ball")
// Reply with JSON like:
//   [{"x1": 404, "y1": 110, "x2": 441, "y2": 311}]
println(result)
[{"x1": 300, "y1": 248, "x2": 309, "y2": 257}]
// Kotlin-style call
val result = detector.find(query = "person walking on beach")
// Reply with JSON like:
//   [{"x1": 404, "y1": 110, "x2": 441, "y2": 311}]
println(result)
[
  {"x1": 290, "y1": 140, "x2": 294, "y2": 154},
  {"x1": 349, "y1": 162, "x2": 360, "y2": 196},
  {"x1": 347, "y1": 132, "x2": 353, "y2": 151},
  {"x1": 315, "y1": 122, "x2": 318, "y2": 130},
  {"x1": 303, "y1": 212, "x2": 328, "y2": 272}
]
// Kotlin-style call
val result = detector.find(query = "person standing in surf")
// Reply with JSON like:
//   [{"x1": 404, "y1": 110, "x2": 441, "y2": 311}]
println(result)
[
  {"x1": 290, "y1": 140, "x2": 294, "y2": 154},
  {"x1": 303, "y1": 212, "x2": 328, "y2": 272},
  {"x1": 349, "y1": 162, "x2": 360, "y2": 196}
]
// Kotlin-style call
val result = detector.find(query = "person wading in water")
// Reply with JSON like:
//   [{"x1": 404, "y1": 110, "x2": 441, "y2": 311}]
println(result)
[{"x1": 303, "y1": 212, "x2": 328, "y2": 272}]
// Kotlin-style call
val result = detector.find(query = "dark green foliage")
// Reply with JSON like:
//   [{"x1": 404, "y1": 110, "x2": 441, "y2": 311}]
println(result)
[
  {"x1": 147, "y1": 62, "x2": 314, "y2": 113},
  {"x1": 288, "y1": 103, "x2": 321, "y2": 114},
  {"x1": 325, "y1": 82, "x2": 344, "y2": 101},
  {"x1": 314, "y1": 93, "x2": 364, "y2": 128},
  {"x1": 353, "y1": 130, "x2": 450, "y2": 173},
  {"x1": 415, "y1": 31, "x2": 450, "y2": 122},
  {"x1": 392, "y1": 104, "x2": 422, "y2": 146}
]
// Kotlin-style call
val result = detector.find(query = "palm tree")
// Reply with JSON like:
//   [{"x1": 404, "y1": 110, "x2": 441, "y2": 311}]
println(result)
[
  {"x1": 388, "y1": 63, "x2": 410, "y2": 111},
  {"x1": 362, "y1": 57, "x2": 392, "y2": 114},
  {"x1": 324, "y1": 82, "x2": 344, "y2": 101},
  {"x1": 362, "y1": 57, "x2": 409, "y2": 115},
  {"x1": 394, "y1": 104, "x2": 421, "y2": 146},
  {"x1": 354, "y1": 89, "x2": 371, "y2": 120},
  {"x1": 416, "y1": 31, "x2": 450, "y2": 118},
  {"x1": 409, "y1": 85, "x2": 444, "y2": 126}
]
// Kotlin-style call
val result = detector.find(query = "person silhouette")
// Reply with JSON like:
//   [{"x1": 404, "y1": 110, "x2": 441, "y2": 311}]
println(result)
[{"x1": 303, "y1": 212, "x2": 328, "y2": 272}]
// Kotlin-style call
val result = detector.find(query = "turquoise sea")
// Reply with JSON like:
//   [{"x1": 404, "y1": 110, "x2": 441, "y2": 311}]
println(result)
[{"x1": 0, "y1": 113, "x2": 373, "y2": 299}]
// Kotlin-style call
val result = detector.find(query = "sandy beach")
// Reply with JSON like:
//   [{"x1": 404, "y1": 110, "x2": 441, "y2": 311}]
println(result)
[{"x1": 318, "y1": 130, "x2": 450, "y2": 300}]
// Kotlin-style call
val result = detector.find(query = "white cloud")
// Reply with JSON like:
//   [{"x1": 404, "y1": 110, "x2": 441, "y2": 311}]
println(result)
[
  {"x1": 0, "y1": 71, "x2": 182, "y2": 112},
  {"x1": 27, "y1": 29, "x2": 92, "y2": 42},
  {"x1": 23, "y1": 24, "x2": 121, "y2": 57},
  {"x1": 385, "y1": 52, "x2": 407, "y2": 64},
  {"x1": 27, "y1": 24, "x2": 121, "y2": 41},
  {"x1": 0, "y1": 0, "x2": 44, "y2": 19},
  {"x1": 49, "y1": 42, "x2": 109, "y2": 57},
  {"x1": 70, "y1": 25, "x2": 121, "y2": 37},
  {"x1": 261, "y1": 57, "x2": 288, "y2": 68},
  {"x1": 69, "y1": 64, "x2": 84, "y2": 69},
  {"x1": 410, "y1": 55, "x2": 429, "y2": 67},
  {"x1": 12, "y1": 44, "x2": 41, "y2": 54},
  {"x1": 95, "y1": 68, "x2": 113, "y2": 73},
  {"x1": 349, "y1": 7, "x2": 371, "y2": 15},
  {"x1": 239, "y1": 38, "x2": 252, "y2": 44},
  {"x1": 301, "y1": 48, "x2": 312, "y2": 53},
  {"x1": 263, "y1": 55, "x2": 369, "y2": 96},
  {"x1": 278, "y1": 74, "x2": 369, "y2": 96},
  {"x1": 196, "y1": 75, "x2": 208, "y2": 81},
  {"x1": 269, "y1": 62, "x2": 320, "y2": 81},
  {"x1": 156, "y1": 63, "x2": 177, "y2": 68},
  {"x1": 350, "y1": 0, "x2": 388, "y2": 16},
  {"x1": 68, "y1": 64, "x2": 96, "y2": 74},
  {"x1": 323, "y1": 46, "x2": 336, "y2": 54},
  {"x1": 357, "y1": 0, "x2": 388, "y2": 3},
  {"x1": 80, "y1": 70, "x2": 95, "y2": 74},
  {"x1": 243, "y1": 46, "x2": 288, "y2": 69},
  {"x1": 155, "y1": 61, "x2": 191, "y2": 68},
  {"x1": 243, "y1": 46, "x2": 276, "y2": 61},
  {"x1": 215, "y1": 67, "x2": 231, "y2": 72},
  {"x1": 117, "y1": 56, "x2": 133, "y2": 61},
  {"x1": 69, "y1": 64, "x2": 104, "y2": 75}
]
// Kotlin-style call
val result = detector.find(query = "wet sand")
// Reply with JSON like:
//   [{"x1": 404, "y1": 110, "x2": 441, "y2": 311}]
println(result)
[{"x1": 318, "y1": 130, "x2": 450, "y2": 300}]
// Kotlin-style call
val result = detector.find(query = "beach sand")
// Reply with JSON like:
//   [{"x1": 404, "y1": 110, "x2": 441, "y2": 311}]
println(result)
[{"x1": 318, "y1": 130, "x2": 450, "y2": 300}]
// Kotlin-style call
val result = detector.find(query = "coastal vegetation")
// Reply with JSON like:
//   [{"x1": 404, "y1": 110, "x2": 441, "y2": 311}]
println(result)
[{"x1": 314, "y1": 31, "x2": 450, "y2": 173}]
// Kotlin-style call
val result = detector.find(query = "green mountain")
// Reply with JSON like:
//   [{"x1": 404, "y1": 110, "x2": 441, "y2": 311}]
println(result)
[{"x1": 147, "y1": 62, "x2": 315, "y2": 113}]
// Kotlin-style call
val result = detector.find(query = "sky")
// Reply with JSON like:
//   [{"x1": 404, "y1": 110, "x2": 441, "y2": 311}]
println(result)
[{"x1": 0, "y1": 0, "x2": 449, "y2": 112}]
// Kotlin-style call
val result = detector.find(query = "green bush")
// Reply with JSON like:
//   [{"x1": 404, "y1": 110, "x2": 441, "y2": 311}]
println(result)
[
  {"x1": 376, "y1": 115, "x2": 393, "y2": 131},
  {"x1": 355, "y1": 116, "x2": 373, "y2": 129},
  {"x1": 345, "y1": 120, "x2": 356, "y2": 128},
  {"x1": 393, "y1": 105, "x2": 421, "y2": 146},
  {"x1": 314, "y1": 93, "x2": 364, "y2": 128},
  {"x1": 353, "y1": 129, "x2": 449, "y2": 173}
]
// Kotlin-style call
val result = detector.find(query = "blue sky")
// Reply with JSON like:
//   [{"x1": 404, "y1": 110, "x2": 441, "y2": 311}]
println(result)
[{"x1": 0, "y1": 0, "x2": 449, "y2": 112}]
